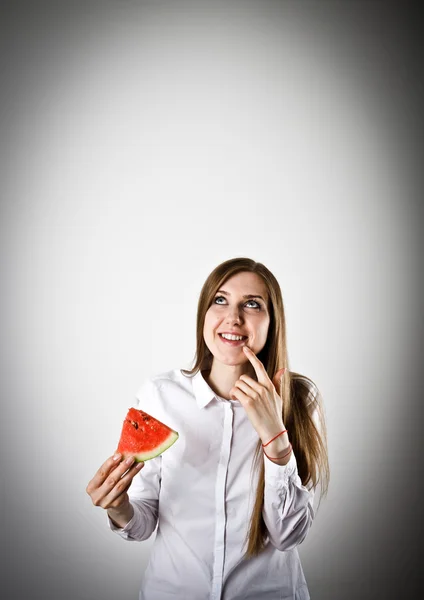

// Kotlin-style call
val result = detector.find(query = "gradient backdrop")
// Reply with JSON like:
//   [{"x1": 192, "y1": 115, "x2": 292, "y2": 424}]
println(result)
[{"x1": 1, "y1": 1, "x2": 421, "y2": 599}]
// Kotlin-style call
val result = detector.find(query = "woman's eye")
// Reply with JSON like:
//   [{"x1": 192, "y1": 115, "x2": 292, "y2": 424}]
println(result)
[
  {"x1": 246, "y1": 300, "x2": 261, "y2": 309},
  {"x1": 213, "y1": 296, "x2": 261, "y2": 309}
]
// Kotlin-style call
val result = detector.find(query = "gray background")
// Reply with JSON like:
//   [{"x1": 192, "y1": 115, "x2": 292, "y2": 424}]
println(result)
[{"x1": 1, "y1": 1, "x2": 422, "y2": 599}]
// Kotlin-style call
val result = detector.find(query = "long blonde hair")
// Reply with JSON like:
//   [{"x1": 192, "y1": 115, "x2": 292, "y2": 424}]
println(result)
[{"x1": 182, "y1": 257, "x2": 329, "y2": 557}]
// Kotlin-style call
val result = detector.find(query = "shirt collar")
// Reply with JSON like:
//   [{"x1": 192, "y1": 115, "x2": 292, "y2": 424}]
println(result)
[{"x1": 191, "y1": 369, "x2": 217, "y2": 409}]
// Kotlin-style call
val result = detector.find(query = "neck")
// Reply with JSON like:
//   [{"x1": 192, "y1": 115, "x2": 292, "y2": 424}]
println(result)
[{"x1": 203, "y1": 360, "x2": 256, "y2": 400}]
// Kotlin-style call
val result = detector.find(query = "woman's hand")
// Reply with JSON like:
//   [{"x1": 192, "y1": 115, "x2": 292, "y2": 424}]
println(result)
[
  {"x1": 86, "y1": 453, "x2": 144, "y2": 528},
  {"x1": 230, "y1": 346, "x2": 287, "y2": 447}
]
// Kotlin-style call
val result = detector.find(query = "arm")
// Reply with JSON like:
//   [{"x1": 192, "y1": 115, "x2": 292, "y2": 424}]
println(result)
[
  {"x1": 108, "y1": 453, "x2": 161, "y2": 542},
  {"x1": 108, "y1": 378, "x2": 162, "y2": 541},
  {"x1": 262, "y1": 448, "x2": 315, "y2": 551},
  {"x1": 86, "y1": 379, "x2": 162, "y2": 542},
  {"x1": 262, "y1": 401, "x2": 321, "y2": 551},
  {"x1": 86, "y1": 451, "x2": 160, "y2": 543},
  {"x1": 230, "y1": 348, "x2": 324, "y2": 551}
]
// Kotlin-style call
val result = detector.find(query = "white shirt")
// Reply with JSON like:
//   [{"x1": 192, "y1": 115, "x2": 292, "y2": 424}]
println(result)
[{"x1": 109, "y1": 368, "x2": 318, "y2": 600}]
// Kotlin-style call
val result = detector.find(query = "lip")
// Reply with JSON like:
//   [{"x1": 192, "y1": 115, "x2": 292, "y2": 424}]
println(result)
[
  {"x1": 218, "y1": 332, "x2": 248, "y2": 347},
  {"x1": 218, "y1": 331, "x2": 248, "y2": 337}
]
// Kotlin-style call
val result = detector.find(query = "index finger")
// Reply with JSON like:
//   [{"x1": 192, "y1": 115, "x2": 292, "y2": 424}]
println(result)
[{"x1": 242, "y1": 346, "x2": 269, "y2": 385}]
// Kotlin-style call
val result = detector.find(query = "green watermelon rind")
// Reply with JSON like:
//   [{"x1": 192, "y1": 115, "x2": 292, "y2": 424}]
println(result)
[{"x1": 130, "y1": 430, "x2": 179, "y2": 462}]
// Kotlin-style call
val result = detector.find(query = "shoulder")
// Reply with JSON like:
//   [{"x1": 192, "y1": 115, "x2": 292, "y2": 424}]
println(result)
[
  {"x1": 136, "y1": 368, "x2": 191, "y2": 397},
  {"x1": 134, "y1": 369, "x2": 191, "y2": 426},
  {"x1": 150, "y1": 368, "x2": 187, "y2": 386}
]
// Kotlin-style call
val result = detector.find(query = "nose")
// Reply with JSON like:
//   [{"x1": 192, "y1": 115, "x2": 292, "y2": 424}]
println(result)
[{"x1": 225, "y1": 305, "x2": 243, "y2": 325}]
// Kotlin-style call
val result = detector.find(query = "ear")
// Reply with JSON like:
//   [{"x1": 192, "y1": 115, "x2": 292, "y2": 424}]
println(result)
[{"x1": 272, "y1": 368, "x2": 287, "y2": 393}]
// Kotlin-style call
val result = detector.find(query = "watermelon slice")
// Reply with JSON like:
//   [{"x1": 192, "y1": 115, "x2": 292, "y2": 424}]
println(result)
[{"x1": 117, "y1": 407, "x2": 179, "y2": 462}]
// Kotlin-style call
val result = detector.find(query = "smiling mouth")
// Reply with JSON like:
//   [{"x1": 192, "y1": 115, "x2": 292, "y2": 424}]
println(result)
[{"x1": 218, "y1": 333, "x2": 248, "y2": 346}]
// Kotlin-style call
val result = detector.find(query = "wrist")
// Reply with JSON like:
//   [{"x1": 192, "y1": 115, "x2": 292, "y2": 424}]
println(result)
[
  {"x1": 107, "y1": 503, "x2": 134, "y2": 529},
  {"x1": 261, "y1": 428, "x2": 287, "y2": 447},
  {"x1": 261, "y1": 430, "x2": 292, "y2": 465},
  {"x1": 260, "y1": 423, "x2": 286, "y2": 445}
]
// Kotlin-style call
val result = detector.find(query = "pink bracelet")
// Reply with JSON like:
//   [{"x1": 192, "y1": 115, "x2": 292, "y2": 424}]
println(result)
[
  {"x1": 262, "y1": 430, "x2": 287, "y2": 447},
  {"x1": 263, "y1": 443, "x2": 292, "y2": 461}
]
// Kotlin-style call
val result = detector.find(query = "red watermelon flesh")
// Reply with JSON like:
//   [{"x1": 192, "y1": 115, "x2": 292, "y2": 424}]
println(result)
[{"x1": 117, "y1": 407, "x2": 179, "y2": 462}]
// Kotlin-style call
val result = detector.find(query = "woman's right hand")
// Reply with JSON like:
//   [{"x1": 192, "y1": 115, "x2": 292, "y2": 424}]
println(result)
[{"x1": 86, "y1": 453, "x2": 144, "y2": 528}]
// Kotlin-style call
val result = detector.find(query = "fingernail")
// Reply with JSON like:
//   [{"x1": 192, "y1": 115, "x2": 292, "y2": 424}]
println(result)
[
  {"x1": 113, "y1": 453, "x2": 121, "y2": 461},
  {"x1": 125, "y1": 456, "x2": 135, "y2": 465},
  {"x1": 136, "y1": 462, "x2": 144, "y2": 469}
]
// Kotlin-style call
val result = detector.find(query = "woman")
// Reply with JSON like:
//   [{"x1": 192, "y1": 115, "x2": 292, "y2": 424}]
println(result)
[{"x1": 86, "y1": 257, "x2": 329, "y2": 600}]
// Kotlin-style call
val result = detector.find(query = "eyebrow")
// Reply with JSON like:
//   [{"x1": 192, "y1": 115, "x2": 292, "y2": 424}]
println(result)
[{"x1": 216, "y1": 290, "x2": 266, "y2": 301}]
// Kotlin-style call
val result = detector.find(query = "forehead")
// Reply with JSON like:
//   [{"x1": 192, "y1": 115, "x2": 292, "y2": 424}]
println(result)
[{"x1": 219, "y1": 271, "x2": 269, "y2": 300}]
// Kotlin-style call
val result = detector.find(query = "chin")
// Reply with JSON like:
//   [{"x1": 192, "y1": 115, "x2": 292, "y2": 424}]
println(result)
[{"x1": 216, "y1": 354, "x2": 248, "y2": 367}]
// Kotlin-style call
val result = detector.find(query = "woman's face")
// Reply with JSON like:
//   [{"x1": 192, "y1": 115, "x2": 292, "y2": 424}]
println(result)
[{"x1": 203, "y1": 271, "x2": 271, "y2": 367}]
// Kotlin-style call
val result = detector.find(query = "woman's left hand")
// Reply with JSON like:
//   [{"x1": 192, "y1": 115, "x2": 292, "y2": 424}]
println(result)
[{"x1": 230, "y1": 346, "x2": 286, "y2": 444}]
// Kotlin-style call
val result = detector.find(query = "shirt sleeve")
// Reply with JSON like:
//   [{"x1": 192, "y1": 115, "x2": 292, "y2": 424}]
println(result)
[
  {"x1": 108, "y1": 379, "x2": 162, "y2": 542},
  {"x1": 262, "y1": 388, "x2": 322, "y2": 552}
]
